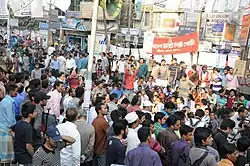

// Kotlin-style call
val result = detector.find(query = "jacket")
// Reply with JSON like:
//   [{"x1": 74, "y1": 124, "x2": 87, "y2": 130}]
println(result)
[
  {"x1": 137, "y1": 64, "x2": 148, "y2": 79},
  {"x1": 189, "y1": 146, "x2": 217, "y2": 166}
]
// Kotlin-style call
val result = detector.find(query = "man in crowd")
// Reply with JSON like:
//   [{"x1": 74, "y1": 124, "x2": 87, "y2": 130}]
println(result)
[
  {"x1": 32, "y1": 125, "x2": 76, "y2": 165},
  {"x1": 106, "y1": 119, "x2": 128, "y2": 166},
  {"x1": 124, "y1": 127, "x2": 162, "y2": 166},
  {"x1": 75, "y1": 109, "x2": 95, "y2": 166},
  {"x1": 12, "y1": 102, "x2": 37, "y2": 165},
  {"x1": 57, "y1": 107, "x2": 81, "y2": 166},
  {"x1": 92, "y1": 103, "x2": 109, "y2": 166}
]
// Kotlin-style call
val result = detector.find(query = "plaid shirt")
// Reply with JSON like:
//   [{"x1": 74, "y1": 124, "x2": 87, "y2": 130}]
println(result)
[{"x1": 154, "y1": 122, "x2": 165, "y2": 136}]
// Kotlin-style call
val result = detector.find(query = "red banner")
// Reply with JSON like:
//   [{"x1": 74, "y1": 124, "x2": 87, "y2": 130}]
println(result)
[{"x1": 152, "y1": 32, "x2": 199, "y2": 55}]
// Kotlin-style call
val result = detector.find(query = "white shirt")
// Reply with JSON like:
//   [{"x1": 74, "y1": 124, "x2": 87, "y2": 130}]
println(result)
[
  {"x1": 66, "y1": 58, "x2": 76, "y2": 69},
  {"x1": 48, "y1": 46, "x2": 55, "y2": 55},
  {"x1": 117, "y1": 61, "x2": 126, "y2": 73},
  {"x1": 63, "y1": 95, "x2": 73, "y2": 112},
  {"x1": 185, "y1": 118, "x2": 205, "y2": 128},
  {"x1": 125, "y1": 128, "x2": 140, "y2": 155},
  {"x1": 58, "y1": 56, "x2": 67, "y2": 72},
  {"x1": 57, "y1": 121, "x2": 81, "y2": 166},
  {"x1": 87, "y1": 107, "x2": 97, "y2": 125}
]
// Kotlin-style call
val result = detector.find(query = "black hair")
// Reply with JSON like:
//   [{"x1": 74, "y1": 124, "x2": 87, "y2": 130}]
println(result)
[
  {"x1": 154, "y1": 112, "x2": 165, "y2": 123},
  {"x1": 95, "y1": 103, "x2": 104, "y2": 114},
  {"x1": 8, "y1": 74, "x2": 16, "y2": 82},
  {"x1": 201, "y1": 99, "x2": 208, "y2": 106},
  {"x1": 28, "y1": 89, "x2": 38, "y2": 102},
  {"x1": 238, "y1": 107, "x2": 247, "y2": 113},
  {"x1": 111, "y1": 110, "x2": 122, "y2": 122},
  {"x1": 42, "y1": 79, "x2": 49, "y2": 89},
  {"x1": 58, "y1": 72, "x2": 65, "y2": 78},
  {"x1": 220, "y1": 143, "x2": 236, "y2": 159},
  {"x1": 15, "y1": 73, "x2": 24, "y2": 83},
  {"x1": 174, "y1": 111, "x2": 186, "y2": 121},
  {"x1": 75, "y1": 86, "x2": 84, "y2": 98},
  {"x1": 121, "y1": 98, "x2": 130, "y2": 105},
  {"x1": 131, "y1": 95, "x2": 140, "y2": 106},
  {"x1": 194, "y1": 127, "x2": 212, "y2": 146},
  {"x1": 220, "y1": 119, "x2": 235, "y2": 130},
  {"x1": 21, "y1": 102, "x2": 36, "y2": 118},
  {"x1": 142, "y1": 119, "x2": 154, "y2": 127},
  {"x1": 195, "y1": 109, "x2": 205, "y2": 118},
  {"x1": 180, "y1": 125, "x2": 194, "y2": 137},
  {"x1": 237, "y1": 136, "x2": 250, "y2": 152},
  {"x1": 166, "y1": 115, "x2": 181, "y2": 127},
  {"x1": 113, "y1": 119, "x2": 128, "y2": 136},
  {"x1": 144, "y1": 113, "x2": 152, "y2": 121},
  {"x1": 41, "y1": 74, "x2": 47, "y2": 80},
  {"x1": 6, "y1": 84, "x2": 18, "y2": 94},
  {"x1": 137, "y1": 127, "x2": 150, "y2": 142},
  {"x1": 65, "y1": 107, "x2": 78, "y2": 122},
  {"x1": 135, "y1": 111, "x2": 145, "y2": 120},
  {"x1": 164, "y1": 102, "x2": 176, "y2": 110},
  {"x1": 17, "y1": 84, "x2": 24, "y2": 94},
  {"x1": 110, "y1": 93, "x2": 118, "y2": 101},
  {"x1": 53, "y1": 81, "x2": 63, "y2": 90}
]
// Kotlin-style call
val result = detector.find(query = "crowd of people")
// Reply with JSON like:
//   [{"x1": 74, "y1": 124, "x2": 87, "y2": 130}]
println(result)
[{"x1": 0, "y1": 43, "x2": 250, "y2": 166}]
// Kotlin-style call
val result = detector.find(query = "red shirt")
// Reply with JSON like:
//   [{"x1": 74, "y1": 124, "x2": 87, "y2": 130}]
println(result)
[{"x1": 227, "y1": 96, "x2": 238, "y2": 109}]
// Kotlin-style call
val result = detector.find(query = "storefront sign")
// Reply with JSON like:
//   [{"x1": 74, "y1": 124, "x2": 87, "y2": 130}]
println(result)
[
  {"x1": 205, "y1": 13, "x2": 232, "y2": 41},
  {"x1": 178, "y1": 25, "x2": 203, "y2": 39},
  {"x1": 240, "y1": 6, "x2": 250, "y2": 46},
  {"x1": 0, "y1": 0, "x2": 8, "y2": 19},
  {"x1": 152, "y1": 32, "x2": 199, "y2": 55},
  {"x1": 234, "y1": 60, "x2": 247, "y2": 77}
]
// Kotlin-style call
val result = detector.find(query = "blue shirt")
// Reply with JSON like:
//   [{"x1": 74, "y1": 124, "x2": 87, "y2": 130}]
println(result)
[
  {"x1": 0, "y1": 95, "x2": 16, "y2": 131},
  {"x1": 124, "y1": 143, "x2": 162, "y2": 166},
  {"x1": 14, "y1": 93, "x2": 26, "y2": 117},
  {"x1": 78, "y1": 57, "x2": 88, "y2": 70},
  {"x1": 50, "y1": 59, "x2": 59, "y2": 70},
  {"x1": 111, "y1": 88, "x2": 124, "y2": 99}
]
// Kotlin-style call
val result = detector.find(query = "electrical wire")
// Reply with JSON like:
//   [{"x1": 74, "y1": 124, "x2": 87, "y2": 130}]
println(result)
[{"x1": 13, "y1": 0, "x2": 35, "y2": 13}]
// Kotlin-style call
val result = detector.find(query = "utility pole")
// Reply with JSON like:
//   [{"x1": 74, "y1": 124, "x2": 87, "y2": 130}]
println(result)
[
  {"x1": 47, "y1": 0, "x2": 53, "y2": 47},
  {"x1": 128, "y1": 0, "x2": 132, "y2": 52},
  {"x1": 83, "y1": 0, "x2": 99, "y2": 108},
  {"x1": 6, "y1": 1, "x2": 11, "y2": 47},
  {"x1": 103, "y1": 8, "x2": 109, "y2": 54}
]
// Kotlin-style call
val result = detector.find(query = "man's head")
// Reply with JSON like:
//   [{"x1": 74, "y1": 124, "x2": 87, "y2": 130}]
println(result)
[
  {"x1": 68, "y1": 88, "x2": 76, "y2": 97},
  {"x1": 166, "y1": 115, "x2": 181, "y2": 131},
  {"x1": 95, "y1": 103, "x2": 108, "y2": 116},
  {"x1": 237, "y1": 136, "x2": 250, "y2": 153},
  {"x1": 53, "y1": 81, "x2": 64, "y2": 93},
  {"x1": 238, "y1": 107, "x2": 248, "y2": 119},
  {"x1": 220, "y1": 143, "x2": 238, "y2": 163},
  {"x1": 58, "y1": 72, "x2": 66, "y2": 82},
  {"x1": 6, "y1": 84, "x2": 18, "y2": 97},
  {"x1": 180, "y1": 125, "x2": 194, "y2": 142},
  {"x1": 154, "y1": 112, "x2": 166, "y2": 125},
  {"x1": 181, "y1": 73, "x2": 187, "y2": 81},
  {"x1": 171, "y1": 58, "x2": 177, "y2": 65},
  {"x1": 139, "y1": 58, "x2": 144, "y2": 64},
  {"x1": 195, "y1": 109, "x2": 205, "y2": 119},
  {"x1": 142, "y1": 119, "x2": 155, "y2": 134},
  {"x1": 161, "y1": 59, "x2": 166, "y2": 66},
  {"x1": 194, "y1": 127, "x2": 213, "y2": 146},
  {"x1": 125, "y1": 112, "x2": 140, "y2": 129},
  {"x1": 45, "y1": 125, "x2": 62, "y2": 147},
  {"x1": 202, "y1": 65, "x2": 207, "y2": 73},
  {"x1": 21, "y1": 102, "x2": 37, "y2": 119},
  {"x1": 97, "y1": 81, "x2": 103, "y2": 89},
  {"x1": 111, "y1": 110, "x2": 122, "y2": 122},
  {"x1": 113, "y1": 119, "x2": 128, "y2": 139},
  {"x1": 34, "y1": 91, "x2": 51, "y2": 106},
  {"x1": 66, "y1": 107, "x2": 78, "y2": 122},
  {"x1": 121, "y1": 98, "x2": 130, "y2": 108},
  {"x1": 35, "y1": 63, "x2": 39, "y2": 69},
  {"x1": 110, "y1": 93, "x2": 118, "y2": 103},
  {"x1": 220, "y1": 119, "x2": 235, "y2": 134},
  {"x1": 131, "y1": 95, "x2": 141, "y2": 106},
  {"x1": 174, "y1": 111, "x2": 186, "y2": 125},
  {"x1": 137, "y1": 127, "x2": 151, "y2": 143}
]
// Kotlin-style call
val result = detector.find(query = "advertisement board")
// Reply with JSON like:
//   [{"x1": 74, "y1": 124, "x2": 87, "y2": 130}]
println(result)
[{"x1": 152, "y1": 32, "x2": 199, "y2": 55}]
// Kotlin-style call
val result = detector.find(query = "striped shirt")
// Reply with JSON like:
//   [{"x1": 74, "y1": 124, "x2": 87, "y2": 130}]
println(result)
[
  {"x1": 32, "y1": 142, "x2": 65, "y2": 166},
  {"x1": 212, "y1": 75, "x2": 222, "y2": 92},
  {"x1": 168, "y1": 64, "x2": 178, "y2": 77}
]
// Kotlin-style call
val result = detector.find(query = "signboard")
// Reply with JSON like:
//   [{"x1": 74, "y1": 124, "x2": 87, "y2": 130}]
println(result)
[
  {"x1": 134, "y1": 0, "x2": 142, "y2": 20},
  {"x1": 239, "y1": 6, "x2": 250, "y2": 46},
  {"x1": 205, "y1": 13, "x2": 232, "y2": 41},
  {"x1": 39, "y1": 22, "x2": 49, "y2": 30},
  {"x1": 234, "y1": 60, "x2": 247, "y2": 77},
  {"x1": 223, "y1": 23, "x2": 236, "y2": 41},
  {"x1": 178, "y1": 25, "x2": 203, "y2": 39},
  {"x1": 152, "y1": 32, "x2": 199, "y2": 55},
  {"x1": 0, "y1": 0, "x2": 8, "y2": 19}
]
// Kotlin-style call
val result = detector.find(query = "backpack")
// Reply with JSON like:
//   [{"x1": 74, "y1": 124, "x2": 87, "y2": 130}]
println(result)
[{"x1": 190, "y1": 118, "x2": 201, "y2": 128}]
